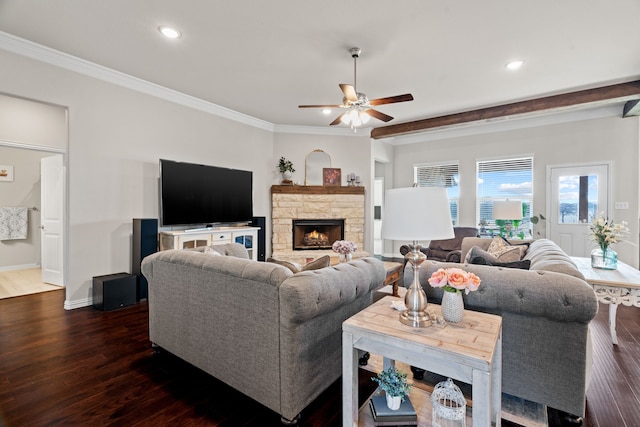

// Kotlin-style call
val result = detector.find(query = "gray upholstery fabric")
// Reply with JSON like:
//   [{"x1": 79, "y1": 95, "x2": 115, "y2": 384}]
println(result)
[
  {"x1": 405, "y1": 238, "x2": 598, "y2": 417},
  {"x1": 141, "y1": 244, "x2": 385, "y2": 422}
]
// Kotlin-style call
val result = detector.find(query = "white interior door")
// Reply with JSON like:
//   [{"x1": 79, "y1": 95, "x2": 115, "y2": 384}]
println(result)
[
  {"x1": 40, "y1": 155, "x2": 64, "y2": 285},
  {"x1": 549, "y1": 163, "x2": 610, "y2": 257}
]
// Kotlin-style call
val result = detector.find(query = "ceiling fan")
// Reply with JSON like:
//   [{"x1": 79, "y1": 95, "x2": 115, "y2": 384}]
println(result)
[{"x1": 298, "y1": 47, "x2": 414, "y2": 129}]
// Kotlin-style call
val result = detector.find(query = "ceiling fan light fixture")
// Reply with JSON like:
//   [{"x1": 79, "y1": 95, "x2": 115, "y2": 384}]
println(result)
[{"x1": 360, "y1": 110, "x2": 371, "y2": 124}]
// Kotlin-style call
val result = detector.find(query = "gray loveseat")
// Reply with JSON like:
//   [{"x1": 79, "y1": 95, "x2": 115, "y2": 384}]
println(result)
[
  {"x1": 141, "y1": 243, "x2": 385, "y2": 424},
  {"x1": 404, "y1": 237, "x2": 598, "y2": 418}
]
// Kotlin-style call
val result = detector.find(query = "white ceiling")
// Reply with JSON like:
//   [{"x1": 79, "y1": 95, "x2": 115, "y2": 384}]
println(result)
[{"x1": 1, "y1": 0, "x2": 639, "y2": 131}]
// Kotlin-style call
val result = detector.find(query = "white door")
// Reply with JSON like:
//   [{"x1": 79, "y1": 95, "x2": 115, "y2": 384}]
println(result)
[
  {"x1": 549, "y1": 163, "x2": 610, "y2": 257},
  {"x1": 40, "y1": 155, "x2": 64, "y2": 285}
]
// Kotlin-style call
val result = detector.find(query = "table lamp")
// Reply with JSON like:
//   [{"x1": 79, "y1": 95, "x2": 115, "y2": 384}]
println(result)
[
  {"x1": 493, "y1": 200, "x2": 523, "y2": 238},
  {"x1": 382, "y1": 187, "x2": 454, "y2": 327}
]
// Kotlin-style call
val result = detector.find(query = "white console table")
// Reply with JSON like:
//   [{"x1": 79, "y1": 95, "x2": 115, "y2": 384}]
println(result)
[
  {"x1": 159, "y1": 226, "x2": 260, "y2": 261},
  {"x1": 571, "y1": 256, "x2": 640, "y2": 345}
]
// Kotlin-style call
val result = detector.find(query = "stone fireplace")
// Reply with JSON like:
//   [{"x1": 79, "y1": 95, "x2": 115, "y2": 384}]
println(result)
[
  {"x1": 271, "y1": 185, "x2": 367, "y2": 264},
  {"x1": 292, "y1": 219, "x2": 344, "y2": 250}
]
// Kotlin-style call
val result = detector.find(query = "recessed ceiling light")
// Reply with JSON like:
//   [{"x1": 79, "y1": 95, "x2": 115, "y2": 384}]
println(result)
[
  {"x1": 505, "y1": 59, "x2": 524, "y2": 70},
  {"x1": 158, "y1": 25, "x2": 181, "y2": 39},
  {"x1": 322, "y1": 109, "x2": 332, "y2": 115}
]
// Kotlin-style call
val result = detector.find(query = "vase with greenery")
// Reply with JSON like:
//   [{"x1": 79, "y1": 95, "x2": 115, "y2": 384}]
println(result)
[
  {"x1": 371, "y1": 367, "x2": 412, "y2": 410},
  {"x1": 278, "y1": 156, "x2": 295, "y2": 184}
]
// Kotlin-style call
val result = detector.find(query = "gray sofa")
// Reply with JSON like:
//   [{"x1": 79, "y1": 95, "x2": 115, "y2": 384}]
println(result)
[
  {"x1": 141, "y1": 243, "x2": 385, "y2": 424},
  {"x1": 404, "y1": 237, "x2": 598, "y2": 418}
]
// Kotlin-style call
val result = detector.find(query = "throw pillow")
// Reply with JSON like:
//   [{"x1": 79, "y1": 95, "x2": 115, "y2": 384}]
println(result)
[
  {"x1": 470, "y1": 256, "x2": 531, "y2": 270},
  {"x1": 266, "y1": 257, "x2": 301, "y2": 273},
  {"x1": 203, "y1": 246, "x2": 222, "y2": 256},
  {"x1": 487, "y1": 236, "x2": 526, "y2": 262},
  {"x1": 301, "y1": 255, "x2": 331, "y2": 271}
]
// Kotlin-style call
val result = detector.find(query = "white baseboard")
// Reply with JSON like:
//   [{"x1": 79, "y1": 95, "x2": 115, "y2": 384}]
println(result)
[{"x1": 0, "y1": 263, "x2": 40, "y2": 272}]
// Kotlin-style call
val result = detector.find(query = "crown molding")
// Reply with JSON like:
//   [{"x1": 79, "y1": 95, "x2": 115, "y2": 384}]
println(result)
[
  {"x1": 273, "y1": 123, "x2": 371, "y2": 137},
  {"x1": 0, "y1": 31, "x2": 276, "y2": 132}
]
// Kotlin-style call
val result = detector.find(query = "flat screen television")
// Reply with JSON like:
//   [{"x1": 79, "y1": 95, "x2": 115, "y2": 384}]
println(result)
[{"x1": 159, "y1": 159, "x2": 253, "y2": 227}]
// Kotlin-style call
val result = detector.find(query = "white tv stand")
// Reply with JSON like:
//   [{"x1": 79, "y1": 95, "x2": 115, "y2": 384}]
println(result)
[{"x1": 159, "y1": 226, "x2": 260, "y2": 261}]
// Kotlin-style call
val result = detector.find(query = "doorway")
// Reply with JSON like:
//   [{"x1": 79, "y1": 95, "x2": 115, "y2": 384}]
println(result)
[{"x1": 548, "y1": 162, "x2": 610, "y2": 257}]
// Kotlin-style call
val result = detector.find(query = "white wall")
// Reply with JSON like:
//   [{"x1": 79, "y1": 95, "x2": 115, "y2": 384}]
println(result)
[
  {"x1": 390, "y1": 115, "x2": 640, "y2": 267},
  {"x1": 0, "y1": 49, "x2": 276, "y2": 308}
]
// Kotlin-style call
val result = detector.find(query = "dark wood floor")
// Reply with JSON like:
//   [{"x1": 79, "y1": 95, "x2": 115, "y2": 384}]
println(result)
[{"x1": 0, "y1": 289, "x2": 638, "y2": 427}]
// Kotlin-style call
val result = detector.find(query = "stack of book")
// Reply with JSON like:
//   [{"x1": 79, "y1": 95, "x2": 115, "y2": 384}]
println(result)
[{"x1": 369, "y1": 395, "x2": 418, "y2": 426}]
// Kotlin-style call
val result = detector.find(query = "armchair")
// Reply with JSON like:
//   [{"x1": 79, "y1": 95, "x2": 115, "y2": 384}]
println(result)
[{"x1": 399, "y1": 226, "x2": 479, "y2": 264}]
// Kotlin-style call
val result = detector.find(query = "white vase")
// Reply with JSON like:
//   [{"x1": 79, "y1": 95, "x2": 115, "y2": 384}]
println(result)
[
  {"x1": 281, "y1": 171, "x2": 292, "y2": 183},
  {"x1": 386, "y1": 394, "x2": 402, "y2": 410},
  {"x1": 441, "y1": 290, "x2": 464, "y2": 323},
  {"x1": 339, "y1": 253, "x2": 352, "y2": 263}
]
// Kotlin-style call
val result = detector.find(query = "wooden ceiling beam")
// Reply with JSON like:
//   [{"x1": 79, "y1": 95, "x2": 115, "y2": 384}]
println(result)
[
  {"x1": 623, "y1": 99, "x2": 640, "y2": 117},
  {"x1": 371, "y1": 80, "x2": 640, "y2": 140}
]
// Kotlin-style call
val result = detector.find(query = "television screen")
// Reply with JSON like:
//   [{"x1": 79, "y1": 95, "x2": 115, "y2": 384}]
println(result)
[{"x1": 159, "y1": 159, "x2": 253, "y2": 227}]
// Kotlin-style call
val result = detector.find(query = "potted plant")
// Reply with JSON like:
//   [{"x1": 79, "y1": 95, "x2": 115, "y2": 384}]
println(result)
[
  {"x1": 278, "y1": 156, "x2": 295, "y2": 184},
  {"x1": 371, "y1": 367, "x2": 412, "y2": 410}
]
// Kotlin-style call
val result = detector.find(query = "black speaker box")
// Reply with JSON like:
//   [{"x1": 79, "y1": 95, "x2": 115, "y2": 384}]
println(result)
[
  {"x1": 93, "y1": 273, "x2": 137, "y2": 311},
  {"x1": 251, "y1": 216, "x2": 266, "y2": 261},
  {"x1": 132, "y1": 218, "x2": 158, "y2": 300}
]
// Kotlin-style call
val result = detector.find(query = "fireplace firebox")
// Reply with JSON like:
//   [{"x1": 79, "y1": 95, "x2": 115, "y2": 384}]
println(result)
[{"x1": 292, "y1": 219, "x2": 345, "y2": 250}]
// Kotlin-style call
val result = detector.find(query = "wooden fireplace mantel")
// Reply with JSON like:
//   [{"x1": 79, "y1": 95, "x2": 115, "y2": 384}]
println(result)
[{"x1": 271, "y1": 185, "x2": 364, "y2": 195}]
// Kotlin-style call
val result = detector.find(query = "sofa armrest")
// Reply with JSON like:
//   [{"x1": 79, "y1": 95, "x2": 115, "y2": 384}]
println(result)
[{"x1": 445, "y1": 250, "x2": 462, "y2": 263}]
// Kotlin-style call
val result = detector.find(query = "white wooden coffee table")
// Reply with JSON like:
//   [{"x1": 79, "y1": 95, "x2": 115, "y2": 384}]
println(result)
[
  {"x1": 571, "y1": 257, "x2": 640, "y2": 345},
  {"x1": 342, "y1": 295, "x2": 502, "y2": 427}
]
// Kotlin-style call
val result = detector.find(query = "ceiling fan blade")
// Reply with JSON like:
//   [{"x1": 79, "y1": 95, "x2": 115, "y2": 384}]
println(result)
[
  {"x1": 339, "y1": 84, "x2": 358, "y2": 102},
  {"x1": 329, "y1": 113, "x2": 345, "y2": 126},
  {"x1": 366, "y1": 109, "x2": 394, "y2": 122},
  {"x1": 369, "y1": 93, "x2": 414, "y2": 106},
  {"x1": 298, "y1": 104, "x2": 342, "y2": 109}
]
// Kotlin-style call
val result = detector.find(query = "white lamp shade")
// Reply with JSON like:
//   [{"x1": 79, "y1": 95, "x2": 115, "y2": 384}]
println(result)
[
  {"x1": 382, "y1": 187, "x2": 454, "y2": 241},
  {"x1": 493, "y1": 200, "x2": 523, "y2": 220}
]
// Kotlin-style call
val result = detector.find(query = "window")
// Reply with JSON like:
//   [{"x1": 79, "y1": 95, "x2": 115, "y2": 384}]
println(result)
[
  {"x1": 414, "y1": 162, "x2": 459, "y2": 225},
  {"x1": 476, "y1": 157, "x2": 533, "y2": 238}
]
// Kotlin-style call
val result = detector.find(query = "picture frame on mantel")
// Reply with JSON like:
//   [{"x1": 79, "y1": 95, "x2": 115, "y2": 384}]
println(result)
[
  {"x1": 323, "y1": 168, "x2": 341, "y2": 186},
  {"x1": 0, "y1": 165, "x2": 14, "y2": 182}
]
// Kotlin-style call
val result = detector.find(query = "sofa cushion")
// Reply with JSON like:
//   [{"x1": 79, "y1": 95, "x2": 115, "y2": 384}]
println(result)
[
  {"x1": 203, "y1": 246, "x2": 222, "y2": 256},
  {"x1": 267, "y1": 257, "x2": 302, "y2": 273},
  {"x1": 267, "y1": 255, "x2": 331, "y2": 274},
  {"x1": 301, "y1": 255, "x2": 331, "y2": 271},
  {"x1": 466, "y1": 246, "x2": 531, "y2": 269},
  {"x1": 487, "y1": 236, "x2": 527, "y2": 262}
]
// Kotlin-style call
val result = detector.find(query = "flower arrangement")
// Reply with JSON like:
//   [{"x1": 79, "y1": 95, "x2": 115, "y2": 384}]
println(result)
[
  {"x1": 332, "y1": 240, "x2": 357, "y2": 254},
  {"x1": 428, "y1": 267, "x2": 481, "y2": 295},
  {"x1": 590, "y1": 213, "x2": 628, "y2": 252},
  {"x1": 372, "y1": 367, "x2": 412, "y2": 400}
]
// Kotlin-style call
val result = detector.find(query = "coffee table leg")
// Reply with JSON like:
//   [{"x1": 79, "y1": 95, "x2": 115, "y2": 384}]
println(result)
[{"x1": 609, "y1": 303, "x2": 619, "y2": 345}]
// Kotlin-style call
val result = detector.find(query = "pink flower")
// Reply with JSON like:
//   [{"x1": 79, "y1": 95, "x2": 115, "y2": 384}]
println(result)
[
  {"x1": 446, "y1": 268, "x2": 469, "y2": 290},
  {"x1": 428, "y1": 268, "x2": 448, "y2": 288},
  {"x1": 428, "y1": 268, "x2": 481, "y2": 295}
]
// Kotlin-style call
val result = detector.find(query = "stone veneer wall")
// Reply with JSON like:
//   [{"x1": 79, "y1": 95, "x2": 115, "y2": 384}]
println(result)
[{"x1": 271, "y1": 185, "x2": 367, "y2": 265}]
